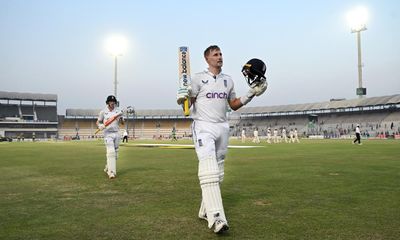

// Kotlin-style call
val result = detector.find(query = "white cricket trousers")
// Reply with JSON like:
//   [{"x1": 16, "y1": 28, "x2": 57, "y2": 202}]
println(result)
[
  {"x1": 104, "y1": 132, "x2": 120, "y2": 175},
  {"x1": 192, "y1": 120, "x2": 229, "y2": 228}
]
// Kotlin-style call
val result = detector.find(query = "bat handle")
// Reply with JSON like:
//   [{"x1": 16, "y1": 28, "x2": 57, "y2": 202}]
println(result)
[
  {"x1": 94, "y1": 128, "x2": 101, "y2": 135},
  {"x1": 183, "y1": 98, "x2": 190, "y2": 116}
]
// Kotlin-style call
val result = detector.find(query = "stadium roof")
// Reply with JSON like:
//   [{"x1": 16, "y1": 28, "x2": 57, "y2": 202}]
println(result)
[
  {"x1": 65, "y1": 94, "x2": 400, "y2": 118},
  {"x1": 239, "y1": 94, "x2": 400, "y2": 115},
  {"x1": 0, "y1": 91, "x2": 57, "y2": 102}
]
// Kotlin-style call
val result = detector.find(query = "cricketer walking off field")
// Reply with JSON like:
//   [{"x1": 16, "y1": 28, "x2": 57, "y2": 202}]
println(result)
[
  {"x1": 289, "y1": 129, "x2": 294, "y2": 143},
  {"x1": 282, "y1": 128, "x2": 288, "y2": 143},
  {"x1": 273, "y1": 128, "x2": 279, "y2": 143},
  {"x1": 96, "y1": 95, "x2": 124, "y2": 179},
  {"x1": 294, "y1": 128, "x2": 300, "y2": 143},
  {"x1": 241, "y1": 129, "x2": 246, "y2": 143},
  {"x1": 253, "y1": 129, "x2": 260, "y2": 143},
  {"x1": 266, "y1": 127, "x2": 272, "y2": 143},
  {"x1": 176, "y1": 45, "x2": 268, "y2": 233}
]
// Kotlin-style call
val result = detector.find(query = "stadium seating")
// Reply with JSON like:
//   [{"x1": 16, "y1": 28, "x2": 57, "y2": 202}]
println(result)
[
  {"x1": 3, "y1": 91, "x2": 398, "y2": 140},
  {"x1": 0, "y1": 104, "x2": 20, "y2": 118},
  {"x1": 0, "y1": 91, "x2": 58, "y2": 139},
  {"x1": 35, "y1": 106, "x2": 57, "y2": 122}
]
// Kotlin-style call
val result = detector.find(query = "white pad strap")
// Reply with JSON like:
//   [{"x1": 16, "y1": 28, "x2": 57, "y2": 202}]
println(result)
[
  {"x1": 216, "y1": 150, "x2": 226, "y2": 183},
  {"x1": 217, "y1": 159, "x2": 225, "y2": 183},
  {"x1": 115, "y1": 147, "x2": 119, "y2": 161}
]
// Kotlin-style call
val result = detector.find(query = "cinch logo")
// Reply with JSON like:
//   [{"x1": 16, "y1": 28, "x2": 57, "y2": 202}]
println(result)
[{"x1": 206, "y1": 92, "x2": 228, "y2": 99}]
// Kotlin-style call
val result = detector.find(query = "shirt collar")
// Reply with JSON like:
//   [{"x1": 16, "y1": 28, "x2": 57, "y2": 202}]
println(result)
[{"x1": 204, "y1": 69, "x2": 223, "y2": 79}]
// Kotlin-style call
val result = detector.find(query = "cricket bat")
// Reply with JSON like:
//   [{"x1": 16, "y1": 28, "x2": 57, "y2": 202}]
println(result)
[
  {"x1": 94, "y1": 106, "x2": 133, "y2": 135},
  {"x1": 178, "y1": 46, "x2": 191, "y2": 117}
]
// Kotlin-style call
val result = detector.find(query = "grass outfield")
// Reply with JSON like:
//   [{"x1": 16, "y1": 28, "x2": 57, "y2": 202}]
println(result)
[{"x1": 1, "y1": 139, "x2": 399, "y2": 240}]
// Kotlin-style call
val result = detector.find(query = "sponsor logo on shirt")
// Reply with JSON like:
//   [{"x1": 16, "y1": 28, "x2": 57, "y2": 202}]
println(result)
[{"x1": 206, "y1": 92, "x2": 228, "y2": 99}]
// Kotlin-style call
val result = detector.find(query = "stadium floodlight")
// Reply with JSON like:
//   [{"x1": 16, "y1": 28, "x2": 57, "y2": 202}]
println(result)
[
  {"x1": 105, "y1": 35, "x2": 128, "y2": 98},
  {"x1": 105, "y1": 35, "x2": 127, "y2": 57},
  {"x1": 347, "y1": 7, "x2": 368, "y2": 98}
]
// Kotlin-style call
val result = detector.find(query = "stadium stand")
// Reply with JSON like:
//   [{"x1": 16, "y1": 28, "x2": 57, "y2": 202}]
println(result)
[
  {"x1": 58, "y1": 94, "x2": 400, "y2": 140},
  {"x1": 0, "y1": 104, "x2": 19, "y2": 118},
  {"x1": 236, "y1": 94, "x2": 400, "y2": 139},
  {"x1": 0, "y1": 91, "x2": 58, "y2": 139},
  {"x1": 59, "y1": 108, "x2": 192, "y2": 140},
  {"x1": 3, "y1": 91, "x2": 398, "y2": 141},
  {"x1": 36, "y1": 106, "x2": 57, "y2": 121}
]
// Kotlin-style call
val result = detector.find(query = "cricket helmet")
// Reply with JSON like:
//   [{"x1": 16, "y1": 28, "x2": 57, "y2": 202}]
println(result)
[
  {"x1": 242, "y1": 58, "x2": 267, "y2": 86},
  {"x1": 106, "y1": 95, "x2": 117, "y2": 104}
]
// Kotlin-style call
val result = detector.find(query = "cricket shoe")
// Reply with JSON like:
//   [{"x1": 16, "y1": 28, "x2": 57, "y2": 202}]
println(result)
[
  {"x1": 108, "y1": 172, "x2": 116, "y2": 179},
  {"x1": 213, "y1": 218, "x2": 229, "y2": 234}
]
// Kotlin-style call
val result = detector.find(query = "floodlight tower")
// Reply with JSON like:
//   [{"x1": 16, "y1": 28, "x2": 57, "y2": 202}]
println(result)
[
  {"x1": 105, "y1": 35, "x2": 127, "y2": 99},
  {"x1": 347, "y1": 7, "x2": 368, "y2": 98}
]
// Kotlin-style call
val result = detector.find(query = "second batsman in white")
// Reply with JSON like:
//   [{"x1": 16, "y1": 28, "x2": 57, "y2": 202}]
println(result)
[
  {"x1": 96, "y1": 95, "x2": 124, "y2": 179},
  {"x1": 177, "y1": 45, "x2": 268, "y2": 234}
]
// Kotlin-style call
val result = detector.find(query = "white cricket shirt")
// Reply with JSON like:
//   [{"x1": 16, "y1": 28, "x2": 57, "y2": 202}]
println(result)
[
  {"x1": 98, "y1": 106, "x2": 122, "y2": 134},
  {"x1": 190, "y1": 69, "x2": 236, "y2": 123}
]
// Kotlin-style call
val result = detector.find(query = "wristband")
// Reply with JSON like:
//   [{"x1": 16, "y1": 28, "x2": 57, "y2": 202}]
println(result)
[{"x1": 240, "y1": 94, "x2": 254, "y2": 105}]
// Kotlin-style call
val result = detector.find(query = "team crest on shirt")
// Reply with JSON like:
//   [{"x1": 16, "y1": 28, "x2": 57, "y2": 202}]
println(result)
[
  {"x1": 201, "y1": 80, "x2": 209, "y2": 84},
  {"x1": 224, "y1": 79, "x2": 227, "y2": 87}
]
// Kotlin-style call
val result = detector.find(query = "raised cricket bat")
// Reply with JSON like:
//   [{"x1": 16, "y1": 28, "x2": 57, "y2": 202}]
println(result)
[{"x1": 178, "y1": 46, "x2": 191, "y2": 117}]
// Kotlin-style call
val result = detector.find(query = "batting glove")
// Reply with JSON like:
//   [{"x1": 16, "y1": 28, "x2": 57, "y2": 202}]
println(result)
[
  {"x1": 177, "y1": 87, "x2": 191, "y2": 105},
  {"x1": 250, "y1": 80, "x2": 268, "y2": 96},
  {"x1": 240, "y1": 80, "x2": 268, "y2": 105}
]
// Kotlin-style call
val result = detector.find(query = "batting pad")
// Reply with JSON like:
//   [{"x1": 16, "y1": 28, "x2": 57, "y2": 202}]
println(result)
[
  {"x1": 198, "y1": 156, "x2": 227, "y2": 228},
  {"x1": 106, "y1": 145, "x2": 116, "y2": 175}
]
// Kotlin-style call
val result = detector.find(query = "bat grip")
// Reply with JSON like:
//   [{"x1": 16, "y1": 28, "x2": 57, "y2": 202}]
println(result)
[{"x1": 183, "y1": 98, "x2": 190, "y2": 116}]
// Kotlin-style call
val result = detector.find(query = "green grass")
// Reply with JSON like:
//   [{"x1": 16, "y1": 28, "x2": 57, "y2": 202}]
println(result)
[{"x1": 0, "y1": 139, "x2": 399, "y2": 239}]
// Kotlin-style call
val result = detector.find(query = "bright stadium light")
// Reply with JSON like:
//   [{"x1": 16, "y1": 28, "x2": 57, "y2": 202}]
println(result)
[
  {"x1": 104, "y1": 35, "x2": 128, "y2": 99},
  {"x1": 105, "y1": 35, "x2": 128, "y2": 56},
  {"x1": 347, "y1": 7, "x2": 368, "y2": 98},
  {"x1": 347, "y1": 7, "x2": 368, "y2": 32}
]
